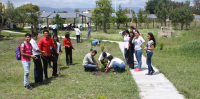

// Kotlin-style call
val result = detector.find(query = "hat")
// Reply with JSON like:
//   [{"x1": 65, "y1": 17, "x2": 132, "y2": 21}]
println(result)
[{"x1": 130, "y1": 26, "x2": 136, "y2": 29}]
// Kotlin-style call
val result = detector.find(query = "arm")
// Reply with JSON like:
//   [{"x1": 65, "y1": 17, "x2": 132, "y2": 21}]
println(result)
[
  {"x1": 20, "y1": 44, "x2": 37, "y2": 59},
  {"x1": 98, "y1": 54, "x2": 103, "y2": 63},
  {"x1": 140, "y1": 37, "x2": 145, "y2": 47},
  {"x1": 32, "y1": 41, "x2": 47, "y2": 55},
  {"x1": 38, "y1": 39, "x2": 42, "y2": 50},
  {"x1": 51, "y1": 39, "x2": 59, "y2": 54},
  {"x1": 144, "y1": 45, "x2": 154, "y2": 50}
]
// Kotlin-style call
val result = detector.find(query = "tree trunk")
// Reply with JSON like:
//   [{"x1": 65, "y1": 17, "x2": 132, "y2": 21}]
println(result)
[
  {"x1": 117, "y1": 23, "x2": 120, "y2": 29},
  {"x1": 103, "y1": 20, "x2": 107, "y2": 33},
  {"x1": 181, "y1": 23, "x2": 184, "y2": 30},
  {"x1": 186, "y1": 24, "x2": 188, "y2": 30},
  {"x1": 0, "y1": 27, "x2": 1, "y2": 36}
]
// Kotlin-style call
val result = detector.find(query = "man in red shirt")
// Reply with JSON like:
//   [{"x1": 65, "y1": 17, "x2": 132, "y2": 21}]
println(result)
[{"x1": 38, "y1": 30, "x2": 59, "y2": 79}]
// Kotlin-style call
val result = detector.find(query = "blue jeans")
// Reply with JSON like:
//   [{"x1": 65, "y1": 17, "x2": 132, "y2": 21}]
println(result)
[
  {"x1": 147, "y1": 52, "x2": 154, "y2": 73},
  {"x1": 88, "y1": 30, "x2": 91, "y2": 38},
  {"x1": 124, "y1": 48, "x2": 128, "y2": 62},
  {"x1": 84, "y1": 64, "x2": 97, "y2": 70},
  {"x1": 135, "y1": 49, "x2": 143, "y2": 69},
  {"x1": 22, "y1": 61, "x2": 31, "y2": 86},
  {"x1": 39, "y1": 28, "x2": 42, "y2": 34},
  {"x1": 113, "y1": 62, "x2": 126, "y2": 72}
]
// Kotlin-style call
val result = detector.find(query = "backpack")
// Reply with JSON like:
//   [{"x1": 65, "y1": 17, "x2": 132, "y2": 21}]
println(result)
[{"x1": 15, "y1": 43, "x2": 25, "y2": 60}]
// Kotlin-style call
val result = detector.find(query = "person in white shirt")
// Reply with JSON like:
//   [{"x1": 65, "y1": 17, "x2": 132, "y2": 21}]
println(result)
[
  {"x1": 98, "y1": 52, "x2": 111, "y2": 68},
  {"x1": 74, "y1": 27, "x2": 81, "y2": 43},
  {"x1": 30, "y1": 32, "x2": 47, "y2": 85},
  {"x1": 132, "y1": 30, "x2": 145, "y2": 71},
  {"x1": 105, "y1": 55, "x2": 126, "y2": 74},
  {"x1": 119, "y1": 30, "x2": 130, "y2": 62}
]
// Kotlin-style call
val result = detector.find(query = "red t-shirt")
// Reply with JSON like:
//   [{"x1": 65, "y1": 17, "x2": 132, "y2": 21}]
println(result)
[
  {"x1": 20, "y1": 41, "x2": 32, "y2": 61},
  {"x1": 38, "y1": 37, "x2": 56, "y2": 56},
  {"x1": 63, "y1": 38, "x2": 74, "y2": 49}
]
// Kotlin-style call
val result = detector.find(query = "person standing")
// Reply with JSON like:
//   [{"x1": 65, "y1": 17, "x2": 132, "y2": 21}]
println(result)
[
  {"x1": 132, "y1": 30, "x2": 145, "y2": 71},
  {"x1": 74, "y1": 27, "x2": 81, "y2": 43},
  {"x1": 127, "y1": 31, "x2": 135, "y2": 69},
  {"x1": 52, "y1": 23, "x2": 58, "y2": 36},
  {"x1": 83, "y1": 50, "x2": 101, "y2": 71},
  {"x1": 119, "y1": 30, "x2": 130, "y2": 62},
  {"x1": 130, "y1": 26, "x2": 136, "y2": 33},
  {"x1": 144, "y1": 32, "x2": 156, "y2": 75},
  {"x1": 31, "y1": 23, "x2": 34, "y2": 34},
  {"x1": 30, "y1": 32, "x2": 47, "y2": 84},
  {"x1": 38, "y1": 30, "x2": 59, "y2": 79},
  {"x1": 63, "y1": 32, "x2": 75, "y2": 65},
  {"x1": 87, "y1": 23, "x2": 91, "y2": 38},
  {"x1": 20, "y1": 33, "x2": 37, "y2": 89},
  {"x1": 39, "y1": 23, "x2": 42, "y2": 34},
  {"x1": 105, "y1": 55, "x2": 126, "y2": 74}
]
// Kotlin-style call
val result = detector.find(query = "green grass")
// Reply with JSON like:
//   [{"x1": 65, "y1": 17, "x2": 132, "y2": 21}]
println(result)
[{"x1": 0, "y1": 35, "x2": 139, "y2": 99}]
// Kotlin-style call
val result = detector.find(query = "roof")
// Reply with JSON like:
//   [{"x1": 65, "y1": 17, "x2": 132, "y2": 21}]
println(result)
[
  {"x1": 79, "y1": 13, "x2": 92, "y2": 18},
  {"x1": 147, "y1": 14, "x2": 157, "y2": 19},
  {"x1": 40, "y1": 12, "x2": 53, "y2": 18},
  {"x1": 48, "y1": 13, "x2": 78, "y2": 19}
]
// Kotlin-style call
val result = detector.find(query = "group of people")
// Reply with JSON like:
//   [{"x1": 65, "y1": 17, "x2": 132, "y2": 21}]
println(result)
[
  {"x1": 20, "y1": 30, "x2": 75, "y2": 90},
  {"x1": 120, "y1": 26, "x2": 156, "y2": 75}
]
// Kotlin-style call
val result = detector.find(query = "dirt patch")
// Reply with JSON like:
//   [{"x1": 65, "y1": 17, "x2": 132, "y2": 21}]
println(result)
[{"x1": 91, "y1": 71, "x2": 105, "y2": 76}]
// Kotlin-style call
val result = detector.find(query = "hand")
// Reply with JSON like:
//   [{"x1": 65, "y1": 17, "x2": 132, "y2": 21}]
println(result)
[
  {"x1": 144, "y1": 47, "x2": 147, "y2": 50},
  {"x1": 31, "y1": 55, "x2": 38, "y2": 60},
  {"x1": 127, "y1": 48, "x2": 129, "y2": 50},
  {"x1": 67, "y1": 45, "x2": 70, "y2": 48},
  {"x1": 57, "y1": 52, "x2": 61, "y2": 55},
  {"x1": 73, "y1": 48, "x2": 75, "y2": 50},
  {"x1": 42, "y1": 51, "x2": 47, "y2": 55}
]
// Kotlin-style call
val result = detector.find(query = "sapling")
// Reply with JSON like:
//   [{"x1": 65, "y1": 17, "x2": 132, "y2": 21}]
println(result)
[
  {"x1": 160, "y1": 40, "x2": 164, "y2": 50},
  {"x1": 101, "y1": 45, "x2": 104, "y2": 52},
  {"x1": 60, "y1": 35, "x2": 62, "y2": 39}
]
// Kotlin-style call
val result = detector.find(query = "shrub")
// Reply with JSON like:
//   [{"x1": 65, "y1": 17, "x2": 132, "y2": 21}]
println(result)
[
  {"x1": 101, "y1": 45, "x2": 104, "y2": 52},
  {"x1": 160, "y1": 40, "x2": 164, "y2": 50},
  {"x1": 97, "y1": 94, "x2": 107, "y2": 99},
  {"x1": 60, "y1": 35, "x2": 62, "y2": 39}
]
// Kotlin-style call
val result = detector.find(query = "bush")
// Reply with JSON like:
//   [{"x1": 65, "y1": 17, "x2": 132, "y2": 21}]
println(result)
[
  {"x1": 97, "y1": 94, "x2": 107, "y2": 99},
  {"x1": 101, "y1": 45, "x2": 104, "y2": 52},
  {"x1": 160, "y1": 40, "x2": 164, "y2": 50}
]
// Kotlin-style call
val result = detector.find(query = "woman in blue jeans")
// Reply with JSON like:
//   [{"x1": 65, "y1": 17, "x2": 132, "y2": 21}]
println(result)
[
  {"x1": 144, "y1": 32, "x2": 156, "y2": 75},
  {"x1": 119, "y1": 30, "x2": 130, "y2": 62},
  {"x1": 105, "y1": 55, "x2": 126, "y2": 74},
  {"x1": 132, "y1": 30, "x2": 145, "y2": 71}
]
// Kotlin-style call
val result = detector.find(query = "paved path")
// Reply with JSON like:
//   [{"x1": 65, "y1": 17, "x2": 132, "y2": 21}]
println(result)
[
  {"x1": 2, "y1": 30, "x2": 26, "y2": 34},
  {"x1": 3, "y1": 30, "x2": 185, "y2": 99}
]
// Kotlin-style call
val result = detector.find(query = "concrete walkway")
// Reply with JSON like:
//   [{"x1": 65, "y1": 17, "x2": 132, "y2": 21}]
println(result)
[
  {"x1": 2, "y1": 30, "x2": 185, "y2": 99},
  {"x1": 2, "y1": 30, "x2": 26, "y2": 34}
]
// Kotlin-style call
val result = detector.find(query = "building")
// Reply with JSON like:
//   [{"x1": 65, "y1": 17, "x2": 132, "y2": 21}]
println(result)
[{"x1": 83, "y1": 9, "x2": 94, "y2": 13}]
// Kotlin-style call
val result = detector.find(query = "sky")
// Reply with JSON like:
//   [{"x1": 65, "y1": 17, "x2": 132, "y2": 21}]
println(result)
[{"x1": 1, "y1": 0, "x2": 194, "y2": 9}]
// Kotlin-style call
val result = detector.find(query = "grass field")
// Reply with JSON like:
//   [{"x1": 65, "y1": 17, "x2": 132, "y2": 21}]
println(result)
[{"x1": 0, "y1": 34, "x2": 139, "y2": 99}]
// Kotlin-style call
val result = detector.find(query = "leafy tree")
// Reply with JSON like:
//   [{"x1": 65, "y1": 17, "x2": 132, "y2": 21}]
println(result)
[
  {"x1": 154, "y1": 0, "x2": 171, "y2": 27},
  {"x1": 145, "y1": 11, "x2": 152, "y2": 28},
  {"x1": 193, "y1": 0, "x2": 200, "y2": 14},
  {"x1": 137, "y1": 9, "x2": 146, "y2": 28},
  {"x1": 51, "y1": 14, "x2": 65, "y2": 30},
  {"x1": 110, "y1": 16, "x2": 116, "y2": 28},
  {"x1": 4, "y1": 0, "x2": 17, "y2": 26},
  {"x1": 94, "y1": 0, "x2": 113, "y2": 33},
  {"x1": 91, "y1": 7, "x2": 103, "y2": 30},
  {"x1": 145, "y1": 0, "x2": 159, "y2": 14},
  {"x1": 116, "y1": 4, "x2": 129, "y2": 29},
  {"x1": 132, "y1": 14, "x2": 138, "y2": 28},
  {"x1": 0, "y1": 3, "x2": 5, "y2": 35}
]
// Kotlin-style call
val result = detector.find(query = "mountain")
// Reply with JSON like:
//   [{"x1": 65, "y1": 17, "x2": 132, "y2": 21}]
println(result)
[{"x1": 40, "y1": 7, "x2": 145, "y2": 13}]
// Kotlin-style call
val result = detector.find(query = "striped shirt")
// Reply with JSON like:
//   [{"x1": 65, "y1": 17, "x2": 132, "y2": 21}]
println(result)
[{"x1": 146, "y1": 40, "x2": 154, "y2": 52}]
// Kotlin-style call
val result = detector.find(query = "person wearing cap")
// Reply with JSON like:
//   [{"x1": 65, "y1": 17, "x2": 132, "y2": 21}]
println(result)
[
  {"x1": 87, "y1": 23, "x2": 92, "y2": 38},
  {"x1": 130, "y1": 26, "x2": 136, "y2": 33}
]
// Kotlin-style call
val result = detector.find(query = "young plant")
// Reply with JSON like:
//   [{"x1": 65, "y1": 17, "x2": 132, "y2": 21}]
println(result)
[
  {"x1": 101, "y1": 45, "x2": 104, "y2": 52},
  {"x1": 60, "y1": 35, "x2": 62, "y2": 39},
  {"x1": 97, "y1": 94, "x2": 107, "y2": 99},
  {"x1": 160, "y1": 40, "x2": 164, "y2": 50}
]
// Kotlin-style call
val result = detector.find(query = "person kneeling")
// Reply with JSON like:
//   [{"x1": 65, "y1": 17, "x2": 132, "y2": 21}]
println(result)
[
  {"x1": 91, "y1": 40, "x2": 100, "y2": 46},
  {"x1": 83, "y1": 50, "x2": 102, "y2": 71},
  {"x1": 105, "y1": 55, "x2": 126, "y2": 74}
]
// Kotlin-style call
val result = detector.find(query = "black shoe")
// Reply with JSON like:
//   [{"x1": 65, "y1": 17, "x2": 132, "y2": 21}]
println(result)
[
  {"x1": 39, "y1": 82, "x2": 47, "y2": 85},
  {"x1": 145, "y1": 73, "x2": 152, "y2": 75},
  {"x1": 52, "y1": 74, "x2": 58, "y2": 77},
  {"x1": 25, "y1": 85, "x2": 32, "y2": 90},
  {"x1": 29, "y1": 84, "x2": 34, "y2": 87},
  {"x1": 151, "y1": 70, "x2": 155, "y2": 75}
]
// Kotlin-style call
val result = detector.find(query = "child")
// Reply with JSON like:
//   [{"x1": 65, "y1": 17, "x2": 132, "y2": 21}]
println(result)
[{"x1": 144, "y1": 32, "x2": 156, "y2": 75}]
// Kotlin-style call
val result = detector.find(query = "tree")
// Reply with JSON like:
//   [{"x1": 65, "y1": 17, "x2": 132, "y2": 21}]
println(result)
[
  {"x1": 145, "y1": 0, "x2": 159, "y2": 14},
  {"x1": 132, "y1": 14, "x2": 138, "y2": 28},
  {"x1": 75, "y1": 9, "x2": 80, "y2": 12},
  {"x1": 94, "y1": 0, "x2": 113, "y2": 33},
  {"x1": 137, "y1": 9, "x2": 146, "y2": 28},
  {"x1": 4, "y1": 0, "x2": 17, "y2": 26},
  {"x1": 91, "y1": 7, "x2": 103, "y2": 30},
  {"x1": 110, "y1": 16, "x2": 116, "y2": 28},
  {"x1": 116, "y1": 4, "x2": 129, "y2": 29},
  {"x1": 51, "y1": 14, "x2": 65, "y2": 30},
  {"x1": 154, "y1": 0, "x2": 171, "y2": 27},
  {"x1": 193, "y1": 0, "x2": 200, "y2": 14},
  {"x1": 0, "y1": 3, "x2": 5, "y2": 35},
  {"x1": 171, "y1": 1, "x2": 194, "y2": 30},
  {"x1": 145, "y1": 11, "x2": 152, "y2": 28}
]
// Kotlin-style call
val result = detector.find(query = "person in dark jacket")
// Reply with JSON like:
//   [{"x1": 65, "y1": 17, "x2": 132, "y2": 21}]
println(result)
[{"x1": 127, "y1": 31, "x2": 135, "y2": 69}]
